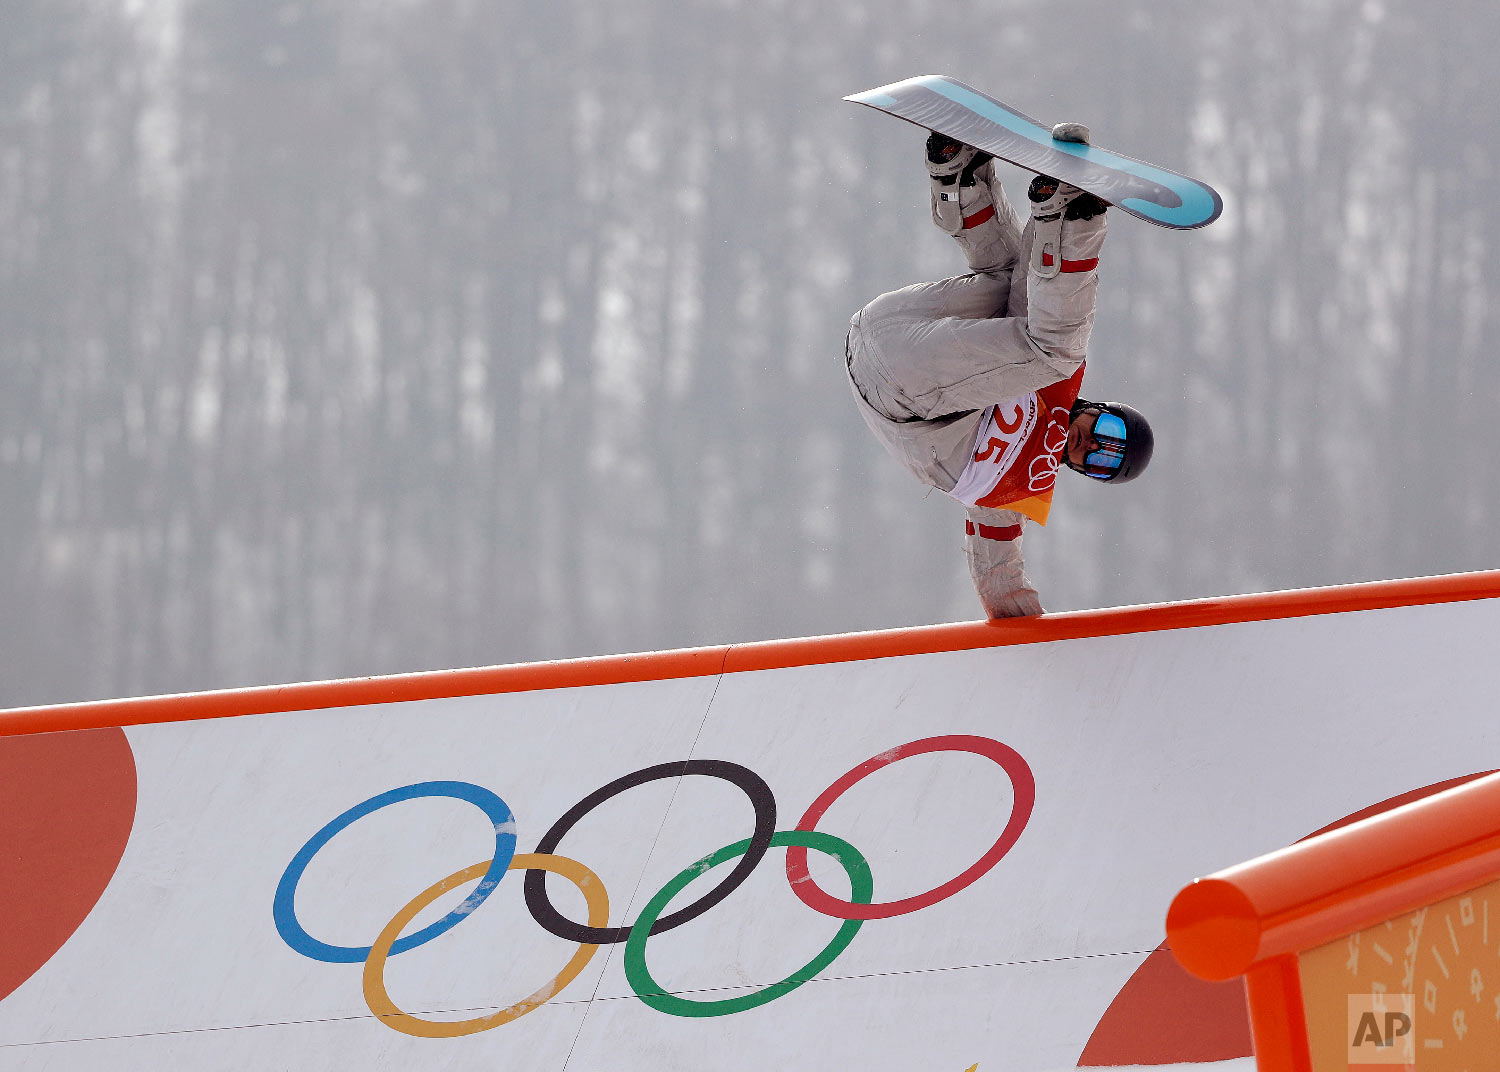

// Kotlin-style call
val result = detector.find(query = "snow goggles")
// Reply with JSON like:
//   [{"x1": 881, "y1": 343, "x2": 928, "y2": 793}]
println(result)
[{"x1": 1081, "y1": 411, "x2": 1128, "y2": 480}]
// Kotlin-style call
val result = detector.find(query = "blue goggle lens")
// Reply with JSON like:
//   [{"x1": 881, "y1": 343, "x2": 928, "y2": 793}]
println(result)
[{"x1": 1083, "y1": 412, "x2": 1127, "y2": 479}]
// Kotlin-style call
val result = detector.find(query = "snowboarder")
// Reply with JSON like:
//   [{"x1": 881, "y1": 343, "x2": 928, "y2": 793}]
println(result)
[{"x1": 845, "y1": 128, "x2": 1154, "y2": 618}]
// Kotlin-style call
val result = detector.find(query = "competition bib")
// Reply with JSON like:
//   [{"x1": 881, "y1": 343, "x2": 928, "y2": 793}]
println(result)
[{"x1": 947, "y1": 365, "x2": 1085, "y2": 525}]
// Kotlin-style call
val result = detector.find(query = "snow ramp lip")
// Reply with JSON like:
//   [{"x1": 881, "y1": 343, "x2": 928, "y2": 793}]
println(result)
[{"x1": 4, "y1": 568, "x2": 1500, "y2": 736}]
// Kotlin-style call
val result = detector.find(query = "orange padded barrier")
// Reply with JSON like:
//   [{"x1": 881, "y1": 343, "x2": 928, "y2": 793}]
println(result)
[
  {"x1": 1168, "y1": 771, "x2": 1500, "y2": 982},
  {"x1": 1167, "y1": 770, "x2": 1500, "y2": 1072}
]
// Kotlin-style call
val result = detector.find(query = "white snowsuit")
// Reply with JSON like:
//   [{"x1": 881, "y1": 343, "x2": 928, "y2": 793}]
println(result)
[{"x1": 845, "y1": 154, "x2": 1107, "y2": 618}]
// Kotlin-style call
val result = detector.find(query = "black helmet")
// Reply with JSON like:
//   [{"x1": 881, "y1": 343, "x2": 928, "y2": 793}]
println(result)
[{"x1": 1065, "y1": 399, "x2": 1154, "y2": 484}]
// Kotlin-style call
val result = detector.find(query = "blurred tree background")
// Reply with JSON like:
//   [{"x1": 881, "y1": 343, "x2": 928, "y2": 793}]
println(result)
[{"x1": 2, "y1": 0, "x2": 1495, "y2": 704}]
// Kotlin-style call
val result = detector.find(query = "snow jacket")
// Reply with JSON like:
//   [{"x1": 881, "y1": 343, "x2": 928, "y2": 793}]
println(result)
[{"x1": 845, "y1": 156, "x2": 1107, "y2": 618}]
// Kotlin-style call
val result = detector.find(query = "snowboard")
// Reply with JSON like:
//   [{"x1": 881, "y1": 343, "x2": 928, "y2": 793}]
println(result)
[{"x1": 846, "y1": 75, "x2": 1223, "y2": 231}]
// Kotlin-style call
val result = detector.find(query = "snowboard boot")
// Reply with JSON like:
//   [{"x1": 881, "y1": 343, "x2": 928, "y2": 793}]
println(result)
[
  {"x1": 927, "y1": 131, "x2": 995, "y2": 235},
  {"x1": 1027, "y1": 122, "x2": 1108, "y2": 279},
  {"x1": 925, "y1": 132, "x2": 1021, "y2": 274},
  {"x1": 925, "y1": 131, "x2": 991, "y2": 181},
  {"x1": 1027, "y1": 175, "x2": 1110, "y2": 223}
]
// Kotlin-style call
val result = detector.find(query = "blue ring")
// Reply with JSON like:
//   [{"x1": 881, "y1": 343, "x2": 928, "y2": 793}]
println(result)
[{"x1": 273, "y1": 781, "x2": 517, "y2": 964}]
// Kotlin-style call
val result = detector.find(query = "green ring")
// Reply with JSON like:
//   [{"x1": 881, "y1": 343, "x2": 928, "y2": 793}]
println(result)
[{"x1": 623, "y1": 830, "x2": 872, "y2": 1017}]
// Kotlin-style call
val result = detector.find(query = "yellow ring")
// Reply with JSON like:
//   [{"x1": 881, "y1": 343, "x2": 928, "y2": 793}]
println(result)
[{"x1": 362, "y1": 852, "x2": 608, "y2": 1038}]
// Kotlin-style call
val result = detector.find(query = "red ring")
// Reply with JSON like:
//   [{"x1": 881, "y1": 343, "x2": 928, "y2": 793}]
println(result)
[{"x1": 784, "y1": 735, "x2": 1035, "y2": 920}]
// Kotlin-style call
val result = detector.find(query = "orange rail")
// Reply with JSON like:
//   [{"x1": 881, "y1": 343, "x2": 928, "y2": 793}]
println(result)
[
  {"x1": 1167, "y1": 771, "x2": 1500, "y2": 982},
  {"x1": 1167, "y1": 770, "x2": 1500, "y2": 1072},
  {"x1": 4, "y1": 569, "x2": 1500, "y2": 737}
]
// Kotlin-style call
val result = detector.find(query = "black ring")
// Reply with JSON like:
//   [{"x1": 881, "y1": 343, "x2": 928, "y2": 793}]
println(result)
[{"x1": 524, "y1": 759, "x2": 776, "y2": 945}]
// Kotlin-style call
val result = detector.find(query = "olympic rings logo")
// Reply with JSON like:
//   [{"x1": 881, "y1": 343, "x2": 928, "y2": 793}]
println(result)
[
  {"x1": 1030, "y1": 405, "x2": 1072, "y2": 492},
  {"x1": 272, "y1": 735, "x2": 1035, "y2": 1037}
]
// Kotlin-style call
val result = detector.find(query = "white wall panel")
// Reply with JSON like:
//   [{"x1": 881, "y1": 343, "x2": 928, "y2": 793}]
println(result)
[{"x1": 2, "y1": 598, "x2": 1496, "y2": 1069}]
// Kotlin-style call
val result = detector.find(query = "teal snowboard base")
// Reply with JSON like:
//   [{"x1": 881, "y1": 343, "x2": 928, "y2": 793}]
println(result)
[{"x1": 847, "y1": 75, "x2": 1223, "y2": 230}]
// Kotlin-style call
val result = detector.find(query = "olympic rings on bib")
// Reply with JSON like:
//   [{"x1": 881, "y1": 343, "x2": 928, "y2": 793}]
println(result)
[
  {"x1": 274, "y1": 737, "x2": 1034, "y2": 1033},
  {"x1": 785, "y1": 735, "x2": 1036, "y2": 920}
]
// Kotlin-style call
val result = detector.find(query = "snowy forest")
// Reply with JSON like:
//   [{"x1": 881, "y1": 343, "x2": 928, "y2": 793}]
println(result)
[{"x1": 3, "y1": 0, "x2": 1497, "y2": 706}]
